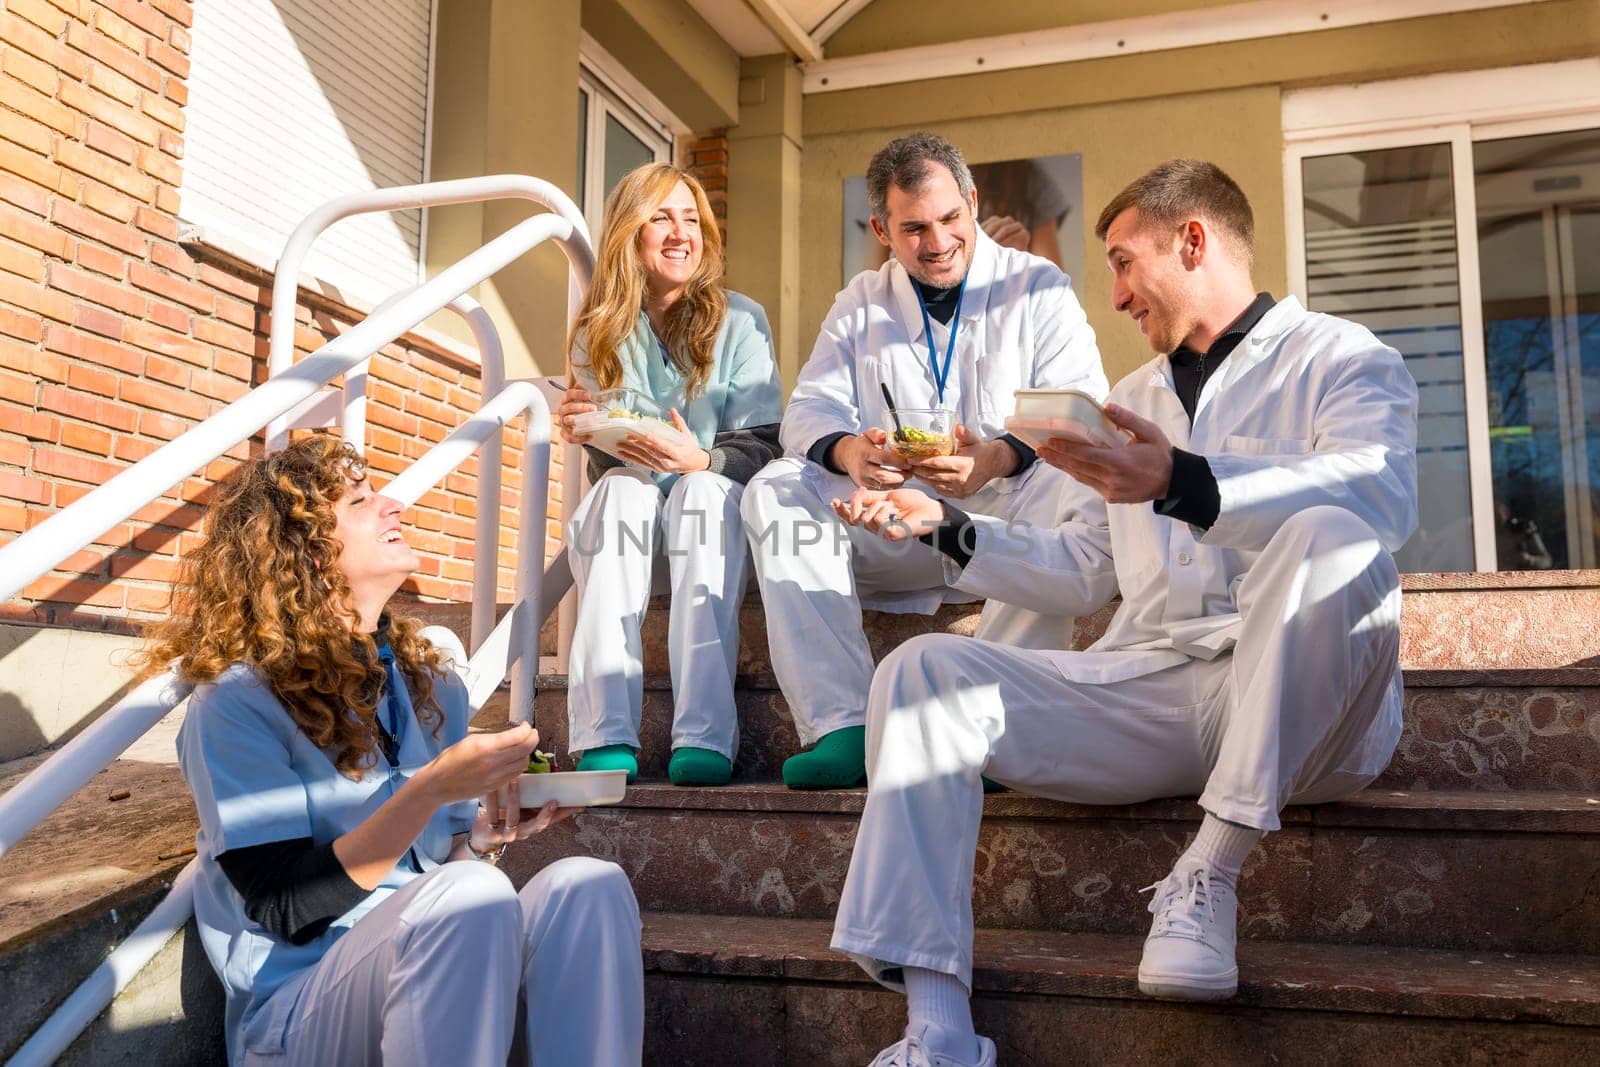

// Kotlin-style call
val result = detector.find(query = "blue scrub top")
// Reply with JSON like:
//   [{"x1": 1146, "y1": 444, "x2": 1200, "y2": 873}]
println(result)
[
  {"x1": 176, "y1": 660, "x2": 476, "y2": 1062},
  {"x1": 570, "y1": 290, "x2": 783, "y2": 490}
]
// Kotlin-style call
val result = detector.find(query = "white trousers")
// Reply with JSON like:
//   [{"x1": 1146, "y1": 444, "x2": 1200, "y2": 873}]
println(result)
[
  {"x1": 740, "y1": 458, "x2": 955, "y2": 745},
  {"x1": 568, "y1": 468, "x2": 748, "y2": 758},
  {"x1": 244, "y1": 858, "x2": 644, "y2": 1066},
  {"x1": 831, "y1": 506, "x2": 1403, "y2": 991}
]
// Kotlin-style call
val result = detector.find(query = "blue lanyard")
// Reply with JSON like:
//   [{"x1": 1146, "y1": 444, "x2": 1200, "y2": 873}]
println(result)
[{"x1": 915, "y1": 276, "x2": 966, "y2": 406}]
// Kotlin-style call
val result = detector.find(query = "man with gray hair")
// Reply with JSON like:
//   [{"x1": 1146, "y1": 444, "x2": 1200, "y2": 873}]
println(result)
[{"x1": 741, "y1": 132, "x2": 1106, "y2": 790}]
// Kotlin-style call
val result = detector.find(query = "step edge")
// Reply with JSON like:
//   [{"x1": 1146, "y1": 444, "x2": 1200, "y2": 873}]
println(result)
[{"x1": 639, "y1": 912, "x2": 1600, "y2": 1026}]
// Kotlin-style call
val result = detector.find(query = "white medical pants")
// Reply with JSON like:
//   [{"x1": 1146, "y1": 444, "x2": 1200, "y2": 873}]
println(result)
[
  {"x1": 567, "y1": 467, "x2": 748, "y2": 759},
  {"x1": 831, "y1": 506, "x2": 1403, "y2": 991},
  {"x1": 740, "y1": 457, "x2": 951, "y2": 746},
  {"x1": 245, "y1": 857, "x2": 644, "y2": 1066}
]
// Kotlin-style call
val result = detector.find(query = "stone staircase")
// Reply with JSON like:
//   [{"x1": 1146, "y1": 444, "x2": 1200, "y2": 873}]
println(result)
[
  {"x1": 1, "y1": 573, "x2": 1597, "y2": 1063},
  {"x1": 486, "y1": 572, "x2": 1600, "y2": 1064}
]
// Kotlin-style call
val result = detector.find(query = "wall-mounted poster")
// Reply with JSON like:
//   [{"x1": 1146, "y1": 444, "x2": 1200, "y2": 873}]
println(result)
[{"x1": 842, "y1": 153, "x2": 1085, "y2": 293}]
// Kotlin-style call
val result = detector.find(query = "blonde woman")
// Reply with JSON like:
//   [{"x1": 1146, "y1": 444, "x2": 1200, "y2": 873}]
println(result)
[
  {"x1": 557, "y1": 163, "x2": 782, "y2": 787},
  {"x1": 147, "y1": 436, "x2": 643, "y2": 1066}
]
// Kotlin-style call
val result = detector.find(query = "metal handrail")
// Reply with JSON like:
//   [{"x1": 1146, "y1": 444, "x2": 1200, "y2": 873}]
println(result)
[
  {"x1": 0, "y1": 210, "x2": 579, "y2": 605},
  {"x1": 266, "y1": 174, "x2": 592, "y2": 452}
]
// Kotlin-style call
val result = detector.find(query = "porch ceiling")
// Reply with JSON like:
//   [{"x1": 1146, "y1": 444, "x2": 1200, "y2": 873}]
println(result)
[{"x1": 684, "y1": 0, "x2": 870, "y2": 57}]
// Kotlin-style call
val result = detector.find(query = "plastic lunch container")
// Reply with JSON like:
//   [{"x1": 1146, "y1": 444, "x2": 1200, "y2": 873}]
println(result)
[
  {"x1": 568, "y1": 387, "x2": 694, "y2": 462},
  {"x1": 882, "y1": 407, "x2": 956, "y2": 463},
  {"x1": 515, "y1": 769, "x2": 629, "y2": 808},
  {"x1": 1003, "y1": 388, "x2": 1132, "y2": 449}
]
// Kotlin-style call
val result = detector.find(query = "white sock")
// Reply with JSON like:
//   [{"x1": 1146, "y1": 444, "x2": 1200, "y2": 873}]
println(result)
[
  {"x1": 1180, "y1": 813, "x2": 1263, "y2": 887},
  {"x1": 904, "y1": 967, "x2": 979, "y2": 1062}
]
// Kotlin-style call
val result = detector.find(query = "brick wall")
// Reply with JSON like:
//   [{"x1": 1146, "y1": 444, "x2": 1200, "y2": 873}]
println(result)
[
  {"x1": 682, "y1": 128, "x2": 728, "y2": 246},
  {"x1": 0, "y1": 0, "x2": 562, "y2": 635}
]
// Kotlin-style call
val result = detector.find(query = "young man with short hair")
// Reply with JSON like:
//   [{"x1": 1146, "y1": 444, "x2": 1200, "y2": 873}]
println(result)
[{"x1": 829, "y1": 159, "x2": 1419, "y2": 1066}]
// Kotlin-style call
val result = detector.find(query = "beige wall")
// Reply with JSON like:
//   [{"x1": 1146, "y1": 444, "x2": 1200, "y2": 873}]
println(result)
[
  {"x1": 794, "y1": 0, "x2": 1600, "y2": 389},
  {"x1": 826, "y1": 0, "x2": 1219, "y2": 56},
  {"x1": 426, "y1": 0, "x2": 583, "y2": 378},
  {"x1": 0, "y1": 624, "x2": 141, "y2": 761},
  {"x1": 799, "y1": 86, "x2": 1284, "y2": 388}
]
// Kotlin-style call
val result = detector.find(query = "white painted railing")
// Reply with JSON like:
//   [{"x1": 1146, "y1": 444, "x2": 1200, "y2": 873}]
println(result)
[{"x1": 0, "y1": 176, "x2": 590, "y2": 1064}]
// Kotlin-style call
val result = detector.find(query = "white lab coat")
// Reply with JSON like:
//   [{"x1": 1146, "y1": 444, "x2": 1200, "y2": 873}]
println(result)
[
  {"x1": 954, "y1": 295, "x2": 1418, "y2": 706},
  {"x1": 772, "y1": 230, "x2": 1106, "y2": 614},
  {"x1": 830, "y1": 296, "x2": 1421, "y2": 991},
  {"x1": 742, "y1": 233, "x2": 1106, "y2": 740}
]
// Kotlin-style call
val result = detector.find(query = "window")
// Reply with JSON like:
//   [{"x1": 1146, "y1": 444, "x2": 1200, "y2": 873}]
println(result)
[
  {"x1": 1285, "y1": 60, "x2": 1600, "y2": 572},
  {"x1": 181, "y1": 0, "x2": 434, "y2": 303},
  {"x1": 575, "y1": 35, "x2": 684, "y2": 240}
]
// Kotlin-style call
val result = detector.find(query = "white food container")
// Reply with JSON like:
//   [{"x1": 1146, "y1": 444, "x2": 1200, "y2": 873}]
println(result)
[
  {"x1": 515, "y1": 769, "x2": 629, "y2": 808},
  {"x1": 1004, "y1": 388, "x2": 1132, "y2": 449},
  {"x1": 569, "y1": 388, "x2": 694, "y2": 464}
]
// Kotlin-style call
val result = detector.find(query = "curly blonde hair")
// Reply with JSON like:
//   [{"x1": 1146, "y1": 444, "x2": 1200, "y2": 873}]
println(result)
[{"x1": 136, "y1": 435, "x2": 446, "y2": 778}]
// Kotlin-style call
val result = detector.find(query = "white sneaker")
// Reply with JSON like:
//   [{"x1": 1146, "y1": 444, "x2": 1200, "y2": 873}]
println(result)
[
  {"x1": 1137, "y1": 860, "x2": 1240, "y2": 1000},
  {"x1": 866, "y1": 1026, "x2": 998, "y2": 1067}
]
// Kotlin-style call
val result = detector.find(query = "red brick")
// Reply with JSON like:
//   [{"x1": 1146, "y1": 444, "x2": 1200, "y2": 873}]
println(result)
[
  {"x1": 145, "y1": 37, "x2": 187, "y2": 78},
  {"x1": 86, "y1": 61, "x2": 139, "y2": 107},
  {"x1": 39, "y1": 383, "x2": 136, "y2": 431},
  {"x1": 44, "y1": 323, "x2": 140, "y2": 371},
  {"x1": 74, "y1": 301, "x2": 123, "y2": 338},
  {"x1": 137, "y1": 408, "x2": 186, "y2": 441},
  {"x1": 8, "y1": 0, "x2": 70, "y2": 34},
  {"x1": 48, "y1": 262, "x2": 147, "y2": 315},
  {"x1": 119, "y1": 376, "x2": 208, "y2": 419},
  {"x1": 79, "y1": 178, "x2": 140, "y2": 223},
  {"x1": 156, "y1": 128, "x2": 180, "y2": 158},
  {"x1": 0, "y1": 240, "x2": 46, "y2": 283},
  {"x1": 121, "y1": 317, "x2": 207, "y2": 364},
  {"x1": 139, "y1": 91, "x2": 182, "y2": 133},
  {"x1": 213, "y1": 294, "x2": 254, "y2": 330},
  {"x1": 0, "y1": 139, "x2": 75, "y2": 197},
  {"x1": 124, "y1": 583, "x2": 172, "y2": 613},
  {"x1": 0, "y1": 435, "x2": 30, "y2": 467},
  {"x1": 55, "y1": 139, "x2": 158, "y2": 201},
  {"x1": 54, "y1": 77, "x2": 157, "y2": 145},
  {"x1": 162, "y1": 77, "x2": 185, "y2": 106},
  {"x1": 128, "y1": 260, "x2": 212, "y2": 312},
  {"x1": 60, "y1": 420, "x2": 112, "y2": 454},
  {"x1": 0, "y1": 341, "x2": 64, "y2": 381},
  {"x1": 153, "y1": 182, "x2": 178, "y2": 215},
  {"x1": 65, "y1": 237, "x2": 120, "y2": 279},
  {"x1": 109, "y1": 551, "x2": 179, "y2": 582},
  {"x1": 148, "y1": 0, "x2": 190, "y2": 30},
  {"x1": 0, "y1": 368, "x2": 37, "y2": 404},
  {"x1": 195, "y1": 262, "x2": 261, "y2": 303},
  {"x1": 189, "y1": 368, "x2": 243, "y2": 403},
  {"x1": 0, "y1": 73, "x2": 80, "y2": 137},
  {"x1": 65, "y1": 360, "x2": 117, "y2": 397},
  {"x1": 134, "y1": 205, "x2": 179, "y2": 241},
  {"x1": 142, "y1": 352, "x2": 187, "y2": 388},
  {"x1": 145, "y1": 297, "x2": 186, "y2": 331},
  {"x1": 21, "y1": 573, "x2": 124, "y2": 608},
  {"x1": 136, "y1": 143, "x2": 180, "y2": 185},
  {"x1": 51, "y1": 198, "x2": 145, "y2": 256},
  {"x1": 0, "y1": 198, "x2": 70, "y2": 258},
  {"x1": 191, "y1": 316, "x2": 251, "y2": 353},
  {"x1": 66, "y1": 20, "x2": 161, "y2": 92},
  {"x1": 0, "y1": 470, "x2": 51, "y2": 504},
  {"x1": 98, "y1": 0, "x2": 172, "y2": 39},
  {"x1": 149, "y1": 240, "x2": 193, "y2": 277},
  {"x1": 0, "y1": 172, "x2": 50, "y2": 216},
  {"x1": 91, "y1": 3, "x2": 148, "y2": 53},
  {"x1": 0, "y1": 406, "x2": 58, "y2": 441},
  {"x1": 113, "y1": 433, "x2": 158, "y2": 462},
  {"x1": 0, "y1": 271, "x2": 76, "y2": 322},
  {"x1": 32, "y1": 445, "x2": 123, "y2": 484},
  {"x1": 214, "y1": 350, "x2": 252, "y2": 381},
  {"x1": 0, "y1": 106, "x2": 55, "y2": 156},
  {"x1": 85, "y1": 120, "x2": 140, "y2": 165}
]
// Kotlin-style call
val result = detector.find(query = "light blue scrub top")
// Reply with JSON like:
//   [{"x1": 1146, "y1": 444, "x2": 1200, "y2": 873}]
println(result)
[
  {"x1": 570, "y1": 290, "x2": 783, "y2": 490},
  {"x1": 176, "y1": 660, "x2": 475, "y2": 1062}
]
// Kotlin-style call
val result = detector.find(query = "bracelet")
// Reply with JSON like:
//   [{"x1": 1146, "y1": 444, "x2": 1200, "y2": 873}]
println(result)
[{"x1": 465, "y1": 835, "x2": 508, "y2": 865}]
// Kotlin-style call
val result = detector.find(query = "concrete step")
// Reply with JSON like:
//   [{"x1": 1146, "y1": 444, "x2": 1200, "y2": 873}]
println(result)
[
  {"x1": 636, "y1": 912, "x2": 1600, "y2": 1065},
  {"x1": 423, "y1": 571, "x2": 1600, "y2": 681},
  {"x1": 505, "y1": 785, "x2": 1600, "y2": 956},
  {"x1": 502, "y1": 667, "x2": 1600, "y2": 793}
]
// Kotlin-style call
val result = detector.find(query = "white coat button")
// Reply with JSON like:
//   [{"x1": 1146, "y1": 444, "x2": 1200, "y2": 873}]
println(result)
[{"x1": 1176, "y1": 551, "x2": 1192, "y2": 566}]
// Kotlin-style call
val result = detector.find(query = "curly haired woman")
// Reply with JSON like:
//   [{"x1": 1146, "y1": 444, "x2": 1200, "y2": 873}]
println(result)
[
  {"x1": 556, "y1": 163, "x2": 782, "y2": 786},
  {"x1": 143, "y1": 435, "x2": 643, "y2": 1066}
]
